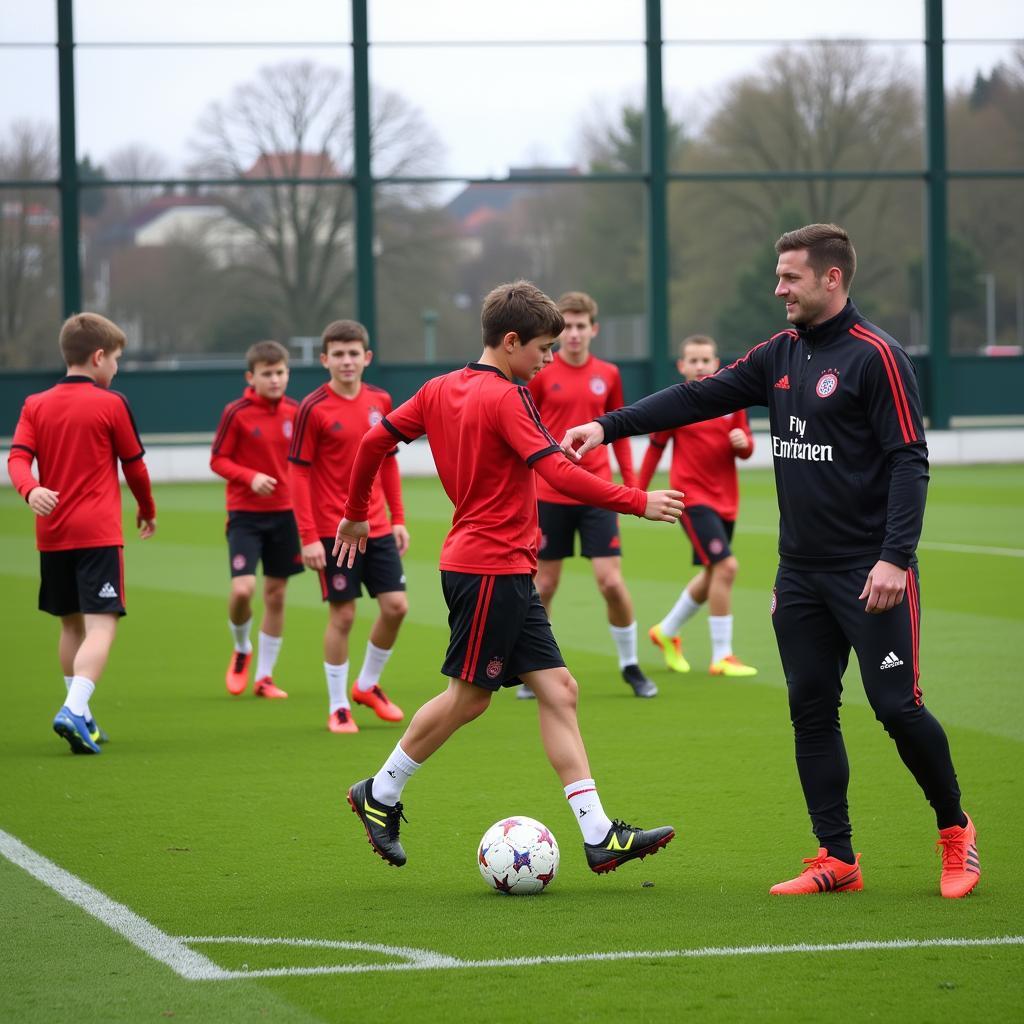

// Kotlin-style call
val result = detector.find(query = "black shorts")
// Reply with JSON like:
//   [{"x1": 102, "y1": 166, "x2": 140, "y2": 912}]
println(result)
[
  {"x1": 318, "y1": 534, "x2": 406, "y2": 603},
  {"x1": 537, "y1": 501, "x2": 621, "y2": 560},
  {"x1": 440, "y1": 572, "x2": 565, "y2": 690},
  {"x1": 227, "y1": 510, "x2": 303, "y2": 579},
  {"x1": 679, "y1": 505, "x2": 735, "y2": 566},
  {"x1": 39, "y1": 546, "x2": 127, "y2": 617}
]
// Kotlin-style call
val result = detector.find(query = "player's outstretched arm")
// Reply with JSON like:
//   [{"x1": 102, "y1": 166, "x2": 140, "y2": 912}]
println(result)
[
  {"x1": 642, "y1": 489, "x2": 685, "y2": 523},
  {"x1": 333, "y1": 518, "x2": 370, "y2": 569},
  {"x1": 560, "y1": 420, "x2": 604, "y2": 462}
]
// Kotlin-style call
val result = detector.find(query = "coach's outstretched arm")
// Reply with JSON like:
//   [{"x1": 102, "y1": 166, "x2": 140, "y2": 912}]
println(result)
[{"x1": 562, "y1": 342, "x2": 770, "y2": 460}]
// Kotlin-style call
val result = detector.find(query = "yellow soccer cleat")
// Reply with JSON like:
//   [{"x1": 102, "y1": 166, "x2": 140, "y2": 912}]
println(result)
[
  {"x1": 648, "y1": 624, "x2": 691, "y2": 673},
  {"x1": 709, "y1": 654, "x2": 758, "y2": 678}
]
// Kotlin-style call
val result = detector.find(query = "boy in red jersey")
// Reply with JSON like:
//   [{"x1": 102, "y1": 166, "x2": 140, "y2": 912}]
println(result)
[
  {"x1": 289, "y1": 320, "x2": 408, "y2": 734},
  {"x1": 8, "y1": 313, "x2": 156, "y2": 755},
  {"x1": 522, "y1": 291, "x2": 656, "y2": 699},
  {"x1": 640, "y1": 335, "x2": 758, "y2": 678},
  {"x1": 335, "y1": 281, "x2": 682, "y2": 873},
  {"x1": 211, "y1": 340, "x2": 302, "y2": 699}
]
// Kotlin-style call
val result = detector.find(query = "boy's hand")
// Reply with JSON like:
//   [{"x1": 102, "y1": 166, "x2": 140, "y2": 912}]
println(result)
[
  {"x1": 642, "y1": 489, "x2": 685, "y2": 523},
  {"x1": 392, "y1": 524, "x2": 410, "y2": 556},
  {"x1": 302, "y1": 540, "x2": 327, "y2": 570},
  {"x1": 250, "y1": 473, "x2": 277, "y2": 495},
  {"x1": 560, "y1": 421, "x2": 604, "y2": 461},
  {"x1": 333, "y1": 519, "x2": 369, "y2": 569},
  {"x1": 728, "y1": 428, "x2": 749, "y2": 452},
  {"x1": 27, "y1": 487, "x2": 59, "y2": 516},
  {"x1": 137, "y1": 515, "x2": 157, "y2": 539}
]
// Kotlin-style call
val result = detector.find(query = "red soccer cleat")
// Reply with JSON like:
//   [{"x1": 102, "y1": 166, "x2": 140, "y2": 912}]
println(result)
[
  {"x1": 253, "y1": 677, "x2": 288, "y2": 699},
  {"x1": 352, "y1": 683, "x2": 404, "y2": 722},
  {"x1": 937, "y1": 814, "x2": 980, "y2": 898},
  {"x1": 769, "y1": 848, "x2": 863, "y2": 895},
  {"x1": 225, "y1": 650, "x2": 251, "y2": 695},
  {"x1": 327, "y1": 707, "x2": 359, "y2": 734}
]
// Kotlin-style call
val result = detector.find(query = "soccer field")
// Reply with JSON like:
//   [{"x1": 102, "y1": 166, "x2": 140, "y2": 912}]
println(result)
[{"x1": 2, "y1": 465, "x2": 1022, "y2": 1023}]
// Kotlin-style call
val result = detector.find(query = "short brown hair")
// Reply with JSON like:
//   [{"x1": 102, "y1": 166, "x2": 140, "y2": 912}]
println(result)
[
  {"x1": 679, "y1": 333, "x2": 718, "y2": 358},
  {"x1": 246, "y1": 339, "x2": 289, "y2": 371},
  {"x1": 481, "y1": 280, "x2": 565, "y2": 348},
  {"x1": 775, "y1": 223, "x2": 857, "y2": 289},
  {"x1": 59, "y1": 313, "x2": 126, "y2": 367},
  {"x1": 557, "y1": 291, "x2": 598, "y2": 323},
  {"x1": 321, "y1": 319, "x2": 369, "y2": 353}
]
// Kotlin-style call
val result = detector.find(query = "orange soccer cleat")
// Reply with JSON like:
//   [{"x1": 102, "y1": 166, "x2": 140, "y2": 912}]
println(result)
[
  {"x1": 352, "y1": 683, "x2": 404, "y2": 723},
  {"x1": 253, "y1": 677, "x2": 288, "y2": 699},
  {"x1": 225, "y1": 650, "x2": 251, "y2": 695},
  {"x1": 327, "y1": 707, "x2": 359, "y2": 734},
  {"x1": 648, "y1": 624, "x2": 691, "y2": 673},
  {"x1": 937, "y1": 814, "x2": 980, "y2": 899},
  {"x1": 769, "y1": 848, "x2": 863, "y2": 895}
]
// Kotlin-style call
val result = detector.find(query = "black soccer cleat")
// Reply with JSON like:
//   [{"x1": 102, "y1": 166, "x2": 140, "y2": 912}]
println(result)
[
  {"x1": 347, "y1": 778, "x2": 407, "y2": 867},
  {"x1": 585, "y1": 819, "x2": 675, "y2": 874},
  {"x1": 621, "y1": 664, "x2": 658, "y2": 698}
]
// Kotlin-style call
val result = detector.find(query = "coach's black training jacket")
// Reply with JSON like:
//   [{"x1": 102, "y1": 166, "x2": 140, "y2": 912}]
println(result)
[{"x1": 597, "y1": 301, "x2": 928, "y2": 572}]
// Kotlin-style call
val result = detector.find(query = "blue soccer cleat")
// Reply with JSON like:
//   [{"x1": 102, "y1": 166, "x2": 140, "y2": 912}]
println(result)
[
  {"x1": 86, "y1": 718, "x2": 109, "y2": 745},
  {"x1": 53, "y1": 706, "x2": 102, "y2": 755}
]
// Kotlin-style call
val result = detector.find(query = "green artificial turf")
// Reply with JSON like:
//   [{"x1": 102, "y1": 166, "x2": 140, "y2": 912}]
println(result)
[{"x1": 2, "y1": 466, "x2": 1021, "y2": 1022}]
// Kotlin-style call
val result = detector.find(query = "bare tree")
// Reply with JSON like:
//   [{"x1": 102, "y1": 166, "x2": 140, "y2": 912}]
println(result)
[
  {"x1": 0, "y1": 121, "x2": 61, "y2": 367},
  {"x1": 103, "y1": 143, "x2": 171, "y2": 214},
  {"x1": 189, "y1": 60, "x2": 443, "y2": 337}
]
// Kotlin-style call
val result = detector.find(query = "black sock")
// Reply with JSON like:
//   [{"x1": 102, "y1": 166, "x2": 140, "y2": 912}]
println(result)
[{"x1": 824, "y1": 843, "x2": 856, "y2": 864}]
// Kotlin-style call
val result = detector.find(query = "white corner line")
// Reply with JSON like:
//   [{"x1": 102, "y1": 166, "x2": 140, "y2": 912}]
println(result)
[
  {"x1": 0, "y1": 828, "x2": 230, "y2": 981},
  {"x1": 4, "y1": 828, "x2": 1021, "y2": 981}
]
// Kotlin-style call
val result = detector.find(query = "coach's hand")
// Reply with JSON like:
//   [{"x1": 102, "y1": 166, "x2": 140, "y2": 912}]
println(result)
[
  {"x1": 333, "y1": 519, "x2": 369, "y2": 569},
  {"x1": 560, "y1": 421, "x2": 604, "y2": 462},
  {"x1": 250, "y1": 472, "x2": 277, "y2": 496},
  {"x1": 392, "y1": 523, "x2": 410, "y2": 556},
  {"x1": 302, "y1": 540, "x2": 327, "y2": 570},
  {"x1": 642, "y1": 489, "x2": 685, "y2": 523},
  {"x1": 27, "y1": 486, "x2": 59, "y2": 516},
  {"x1": 859, "y1": 560, "x2": 907, "y2": 614}
]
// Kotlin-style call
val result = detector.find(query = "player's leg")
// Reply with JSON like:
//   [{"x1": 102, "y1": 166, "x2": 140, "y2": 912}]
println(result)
[
  {"x1": 225, "y1": 512, "x2": 261, "y2": 694},
  {"x1": 56, "y1": 612, "x2": 107, "y2": 744},
  {"x1": 252, "y1": 511, "x2": 304, "y2": 699},
  {"x1": 54, "y1": 612, "x2": 118, "y2": 755},
  {"x1": 707, "y1": 549, "x2": 757, "y2": 677},
  {"x1": 324, "y1": 598, "x2": 358, "y2": 732},
  {"x1": 829, "y1": 566, "x2": 977, "y2": 897},
  {"x1": 581, "y1": 507, "x2": 656, "y2": 697},
  {"x1": 352, "y1": 535, "x2": 408, "y2": 721},
  {"x1": 769, "y1": 568, "x2": 863, "y2": 893}
]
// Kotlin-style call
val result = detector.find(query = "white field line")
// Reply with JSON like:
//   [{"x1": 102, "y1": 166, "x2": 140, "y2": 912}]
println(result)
[
  {"x1": 0, "y1": 829, "x2": 230, "y2": 981},
  {"x1": 4, "y1": 828, "x2": 1021, "y2": 980},
  {"x1": 737, "y1": 524, "x2": 1024, "y2": 558}
]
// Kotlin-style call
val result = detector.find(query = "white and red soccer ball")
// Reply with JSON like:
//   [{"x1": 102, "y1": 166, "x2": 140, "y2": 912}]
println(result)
[{"x1": 477, "y1": 816, "x2": 559, "y2": 895}]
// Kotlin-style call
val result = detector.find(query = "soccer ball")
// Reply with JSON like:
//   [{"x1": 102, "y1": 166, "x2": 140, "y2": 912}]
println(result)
[{"x1": 477, "y1": 816, "x2": 559, "y2": 895}]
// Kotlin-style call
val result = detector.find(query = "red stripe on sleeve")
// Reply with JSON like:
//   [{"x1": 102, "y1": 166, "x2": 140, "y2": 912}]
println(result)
[{"x1": 849, "y1": 325, "x2": 917, "y2": 444}]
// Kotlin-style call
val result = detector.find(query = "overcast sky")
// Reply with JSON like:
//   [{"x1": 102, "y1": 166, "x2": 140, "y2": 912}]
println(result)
[{"x1": 2, "y1": 0, "x2": 1020, "y2": 180}]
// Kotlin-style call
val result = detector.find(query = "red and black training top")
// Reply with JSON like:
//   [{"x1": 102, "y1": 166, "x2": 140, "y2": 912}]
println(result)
[
  {"x1": 343, "y1": 363, "x2": 646, "y2": 576},
  {"x1": 598, "y1": 301, "x2": 928, "y2": 572},
  {"x1": 210, "y1": 386, "x2": 298, "y2": 512},
  {"x1": 8, "y1": 376, "x2": 155, "y2": 551}
]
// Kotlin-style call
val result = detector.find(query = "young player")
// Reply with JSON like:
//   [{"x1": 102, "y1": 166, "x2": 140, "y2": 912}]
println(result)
[
  {"x1": 521, "y1": 291, "x2": 655, "y2": 700},
  {"x1": 334, "y1": 280, "x2": 682, "y2": 873},
  {"x1": 7, "y1": 313, "x2": 157, "y2": 754},
  {"x1": 640, "y1": 334, "x2": 758, "y2": 677},
  {"x1": 211, "y1": 340, "x2": 302, "y2": 699},
  {"x1": 560, "y1": 224, "x2": 979, "y2": 899},
  {"x1": 288, "y1": 320, "x2": 408, "y2": 734}
]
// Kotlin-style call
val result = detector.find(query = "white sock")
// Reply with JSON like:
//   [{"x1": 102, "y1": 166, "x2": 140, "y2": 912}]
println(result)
[
  {"x1": 355, "y1": 641, "x2": 392, "y2": 692},
  {"x1": 324, "y1": 661, "x2": 350, "y2": 713},
  {"x1": 65, "y1": 676, "x2": 95, "y2": 718},
  {"x1": 661, "y1": 589, "x2": 702, "y2": 637},
  {"x1": 256, "y1": 631, "x2": 282, "y2": 681},
  {"x1": 565, "y1": 779, "x2": 614, "y2": 845},
  {"x1": 709, "y1": 615, "x2": 733, "y2": 663},
  {"x1": 372, "y1": 743, "x2": 421, "y2": 805},
  {"x1": 609, "y1": 622, "x2": 638, "y2": 669},
  {"x1": 64, "y1": 675, "x2": 93, "y2": 721},
  {"x1": 229, "y1": 617, "x2": 253, "y2": 654}
]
